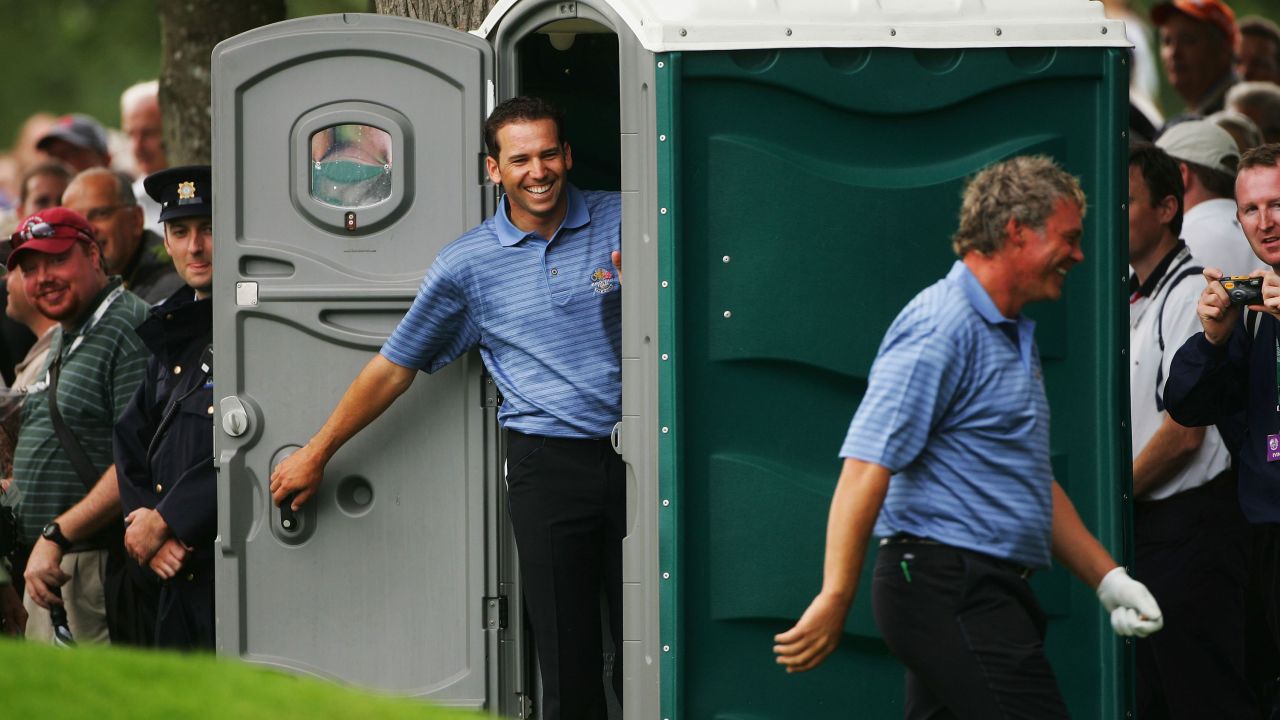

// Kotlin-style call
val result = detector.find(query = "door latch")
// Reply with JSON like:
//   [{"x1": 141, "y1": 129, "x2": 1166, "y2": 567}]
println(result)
[{"x1": 220, "y1": 396, "x2": 250, "y2": 437}]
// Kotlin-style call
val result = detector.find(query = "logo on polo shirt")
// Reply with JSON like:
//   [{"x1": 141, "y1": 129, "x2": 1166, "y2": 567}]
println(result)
[{"x1": 591, "y1": 267, "x2": 618, "y2": 295}]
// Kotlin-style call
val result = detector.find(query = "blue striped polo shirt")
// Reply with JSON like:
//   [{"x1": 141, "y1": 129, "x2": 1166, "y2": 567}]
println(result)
[
  {"x1": 840, "y1": 261, "x2": 1054, "y2": 569},
  {"x1": 381, "y1": 185, "x2": 621, "y2": 438}
]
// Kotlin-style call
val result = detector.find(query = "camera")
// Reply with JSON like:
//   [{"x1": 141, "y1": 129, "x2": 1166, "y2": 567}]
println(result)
[{"x1": 1221, "y1": 276, "x2": 1263, "y2": 305}]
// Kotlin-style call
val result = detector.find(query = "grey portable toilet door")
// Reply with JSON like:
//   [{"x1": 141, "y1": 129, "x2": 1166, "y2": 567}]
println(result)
[{"x1": 211, "y1": 14, "x2": 497, "y2": 706}]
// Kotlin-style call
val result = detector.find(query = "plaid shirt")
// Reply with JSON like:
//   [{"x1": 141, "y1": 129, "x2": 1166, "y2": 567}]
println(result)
[{"x1": 13, "y1": 278, "x2": 149, "y2": 543}]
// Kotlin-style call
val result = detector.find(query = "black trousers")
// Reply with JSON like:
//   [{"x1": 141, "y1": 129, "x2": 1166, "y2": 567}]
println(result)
[
  {"x1": 1134, "y1": 473, "x2": 1255, "y2": 719},
  {"x1": 155, "y1": 557, "x2": 214, "y2": 650},
  {"x1": 104, "y1": 540, "x2": 159, "y2": 647},
  {"x1": 872, "y1": 540, "x2": 1068, "y2": 720},
  {"x1": 1247, "y1": 522, "x2": 1280, "y2": 717},
  {"x1": 506, "y1": 430, "x2": 625, "y2": 720}
]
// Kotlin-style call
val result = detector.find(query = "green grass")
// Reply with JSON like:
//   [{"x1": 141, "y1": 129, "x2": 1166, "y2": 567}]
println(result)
[{"x1": 0, "y1": 637, "x2": 484, "y2": 719}]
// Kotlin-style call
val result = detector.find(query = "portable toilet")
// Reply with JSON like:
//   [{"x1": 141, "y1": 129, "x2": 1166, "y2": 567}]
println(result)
[{"x1": 211, "y1": 2, "x2": 1132, "y2": 718}]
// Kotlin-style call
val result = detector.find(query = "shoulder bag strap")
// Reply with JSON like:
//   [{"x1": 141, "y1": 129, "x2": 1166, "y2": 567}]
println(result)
[
  {"x1": 46, "y1": 355, "x2": 102, "y2": 491},
  {"x1": 1154, "y1": 265, "x2": 1205, "y2": 412}
]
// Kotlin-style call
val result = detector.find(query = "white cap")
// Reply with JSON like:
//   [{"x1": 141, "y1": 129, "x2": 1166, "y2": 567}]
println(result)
[{"x1": 1157, "y1": 120, "x2": 1240, "y2": 175}]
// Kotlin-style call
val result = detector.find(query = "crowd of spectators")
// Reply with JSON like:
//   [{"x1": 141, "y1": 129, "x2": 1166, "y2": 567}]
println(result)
[{"x1": 0, "y1": 78, "x2": 216, "y2": 650}]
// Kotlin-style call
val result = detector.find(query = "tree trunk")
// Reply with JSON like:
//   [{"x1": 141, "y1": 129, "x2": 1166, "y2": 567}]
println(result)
[
  {"x1": 158, "y1": 0, "x2": 286, "y2": 166},
  {"x1": 375, "y1": 0, "x2": 498, "y2": 32}
]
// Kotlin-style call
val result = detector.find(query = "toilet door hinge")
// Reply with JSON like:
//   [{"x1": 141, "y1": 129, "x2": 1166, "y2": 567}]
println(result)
[
  {"x1": 481, "y1": 373, "x2": 499, "y2": 408},
  {"x1": 482, "y1": 595, "x2": 508, "y2": 630}
]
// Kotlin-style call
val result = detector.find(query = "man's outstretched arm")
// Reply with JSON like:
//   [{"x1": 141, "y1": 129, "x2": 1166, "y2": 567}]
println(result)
[
  {"x1": 269, "y1": 354, "x2": 416, "y2": 510},
  {"x1": 773, "y1": 458, "x2": 891, "y2": 673}
]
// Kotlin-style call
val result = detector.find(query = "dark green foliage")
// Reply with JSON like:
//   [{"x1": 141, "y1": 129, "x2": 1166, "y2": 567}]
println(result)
[{"x1": 0, "y1": 0, "x2": 371, "y2": 148}]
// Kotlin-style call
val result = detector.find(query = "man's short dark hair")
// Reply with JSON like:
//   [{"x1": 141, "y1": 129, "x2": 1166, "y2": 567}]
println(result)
[
  {"x1": 18, "y1": 160, "x2": 73, "y2": 208},
  {"x1": 1240, "y1": 142, "x2": 1280, "y2": 172},
  {"x1": 1186, "y1": 160, "x2": 1238, "y2": 199},
  {"x1": 483, "y1": 96, "x2": 565, "y2": 159},
  {"x1": 1130, "y1": 141, "x2": 1185, "y2": 238}
]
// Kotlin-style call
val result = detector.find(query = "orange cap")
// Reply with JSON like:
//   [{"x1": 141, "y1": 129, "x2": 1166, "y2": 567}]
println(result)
[{"x1": 1151, "y1": 0, "x2": 1239, "y2": 47}]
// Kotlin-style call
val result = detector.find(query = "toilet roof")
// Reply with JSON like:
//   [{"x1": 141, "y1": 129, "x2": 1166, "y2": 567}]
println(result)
[{"x1": 480, "y1": 0, "x2": 1131, "y2": 52}]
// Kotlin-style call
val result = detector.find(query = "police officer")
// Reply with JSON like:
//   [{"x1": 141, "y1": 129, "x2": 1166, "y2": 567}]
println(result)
[{"x1": 113, "y1": 165, "x2": 215, "y2": 648}]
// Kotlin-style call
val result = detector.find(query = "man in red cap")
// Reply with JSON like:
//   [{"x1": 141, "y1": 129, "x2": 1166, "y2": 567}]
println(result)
[
  {"x1": 1153, "y1": 0, "x2": 1240, "y2": 120},
  {"x1": 7, "y1": 207, "x2": 150, "y2": 645}
]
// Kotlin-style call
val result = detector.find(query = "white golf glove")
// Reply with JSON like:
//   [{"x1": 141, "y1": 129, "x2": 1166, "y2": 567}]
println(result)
[{"x1": 1096, "y1": 567, "x2": 1163, "y2": 637}]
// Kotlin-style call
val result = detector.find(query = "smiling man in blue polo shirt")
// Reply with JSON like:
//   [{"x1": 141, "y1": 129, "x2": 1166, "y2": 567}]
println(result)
[
  {"x1": 269, "y1": 96, "x2": 622, "y2": 720},
  {"x1": 774, "y1": 156, "x2": 1164, "y2": 718}
]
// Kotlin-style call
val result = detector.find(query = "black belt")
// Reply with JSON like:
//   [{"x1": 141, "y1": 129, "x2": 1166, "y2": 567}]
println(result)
[
  {"x1": 507, "y1": 429, "x2": 614, "y2": 448},
  {"x1": 880, "y1": 533, "x2": 1034, "y2": 579}
]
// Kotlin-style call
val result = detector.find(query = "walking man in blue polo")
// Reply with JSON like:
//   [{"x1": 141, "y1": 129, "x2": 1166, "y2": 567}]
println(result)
[
  {"x1": 269, "y1": 96, "x2": 622, "y2": 720},
  {"x1": 773, "y1": 156, "x2": 1164, "y2": 718}
]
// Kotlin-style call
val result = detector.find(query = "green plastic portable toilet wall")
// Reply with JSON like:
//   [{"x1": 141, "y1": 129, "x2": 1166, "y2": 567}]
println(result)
[{"x1": 213, "y1": 1, "x2": 1131, "y2": 718}]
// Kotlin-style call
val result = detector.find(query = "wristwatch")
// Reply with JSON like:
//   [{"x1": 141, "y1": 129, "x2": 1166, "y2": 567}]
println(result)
[{"x1": 40, "y1": 521, "x2": 72, "y2": 551}]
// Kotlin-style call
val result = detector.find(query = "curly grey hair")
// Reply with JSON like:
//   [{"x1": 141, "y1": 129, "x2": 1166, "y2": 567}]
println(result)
[{"x1": 951, "y1": 155, "x2": 1087, "y2": 258}]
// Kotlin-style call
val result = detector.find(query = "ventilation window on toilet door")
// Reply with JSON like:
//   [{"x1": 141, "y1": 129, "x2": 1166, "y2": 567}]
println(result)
[{"x1": 309, "y1": 124, "x2": 393, "y2": 208}]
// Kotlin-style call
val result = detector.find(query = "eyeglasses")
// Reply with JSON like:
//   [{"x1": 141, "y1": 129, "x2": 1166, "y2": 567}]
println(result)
[{"x1": 83, "y1": 205, "x2": 128, "y2": 223}]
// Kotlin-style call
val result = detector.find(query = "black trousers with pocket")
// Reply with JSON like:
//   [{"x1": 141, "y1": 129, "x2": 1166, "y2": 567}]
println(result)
[
  {"x1": 506, "y1": 429, "x2": 625, "y2": 720},
  {"x1": 872, "y1": 539, "x2": 1068, "y2": 720}
]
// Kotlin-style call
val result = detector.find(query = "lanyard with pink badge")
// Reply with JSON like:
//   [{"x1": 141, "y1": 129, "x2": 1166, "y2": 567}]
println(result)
[{"x1": 1270, "y1": 338, "x2": 1280, "y2": 462}]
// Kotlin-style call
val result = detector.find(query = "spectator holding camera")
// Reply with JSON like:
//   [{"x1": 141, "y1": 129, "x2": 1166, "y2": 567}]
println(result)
[{"x1": 1166, "y1": 143, "x2": 1280, "y2": 713}]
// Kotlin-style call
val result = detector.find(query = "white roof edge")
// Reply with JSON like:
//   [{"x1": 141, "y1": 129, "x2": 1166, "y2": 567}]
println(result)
[{"x1": 480, "y1": 1, "x2": 1131, "y2": 51}]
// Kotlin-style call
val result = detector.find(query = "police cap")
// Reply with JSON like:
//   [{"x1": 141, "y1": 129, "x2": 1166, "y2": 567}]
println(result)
[{"x1": 144, "y1": 165, "x2": 213, "y2": 223}]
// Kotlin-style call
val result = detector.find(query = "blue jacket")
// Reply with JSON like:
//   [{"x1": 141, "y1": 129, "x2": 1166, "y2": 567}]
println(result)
[{"x1": 1165, "y1": 313, "x2": 1280, "y2": 523}]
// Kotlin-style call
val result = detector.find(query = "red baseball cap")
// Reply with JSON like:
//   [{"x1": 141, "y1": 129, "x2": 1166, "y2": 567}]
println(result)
[
  {"x1": 7, "y1": 207, "x2": 98, "y2": 271},
  {"x1": 1151, "y1": 0, "x2": 1239, "y2": 47}
]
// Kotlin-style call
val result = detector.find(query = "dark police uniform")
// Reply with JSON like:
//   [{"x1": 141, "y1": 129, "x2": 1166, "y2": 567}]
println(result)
[
  {"x1": 114, "y1": 291, "x2": 213, "y2": 648},
  {"x1": 113, "y1": 165, "x2": 215, "y2": 649}
]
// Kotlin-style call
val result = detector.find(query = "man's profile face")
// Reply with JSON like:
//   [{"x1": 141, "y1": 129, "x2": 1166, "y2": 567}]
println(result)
[
  {"x1": 485, "y1": 118, "x2": 573, "y2": 232},
  {"x1": 20, "y1": 172, "x2": 67, "y2": 218},
  {"x1": 1013, "y1": 198, "x2": 1085, "y2": 305},
  {"x1": 1159, "y1": 13, "x2": 1233, "y2": 107},
  {"x1": 163, "y1": 216, "x2": 214, "y2": 296},
  {"x1": 62, "y1": 174, "x2": 144, "y2": 276},
  {"x1": 123, "y1": 96, "x2": 166, "y2": 176},
  {"x1": 1127, "y1": 166, "x2": 1172, "y2": 266},
  {"x1": 18, "y1": 242, "x2": 105, "y2": 324},
  {"x1": 1236, "y1": 164, "x2": 1280, "y2": 268},
  {"x1": 1238, "y1": 33, "x2": 1280, "y2": 84}
]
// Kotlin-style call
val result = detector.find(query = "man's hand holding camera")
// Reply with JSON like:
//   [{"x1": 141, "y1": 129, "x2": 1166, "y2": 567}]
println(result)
[{"x1": 1199, "y1": 268, "x2": 1280, "y2": 345}]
